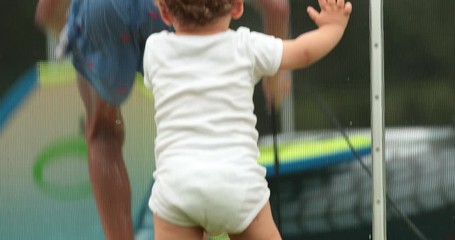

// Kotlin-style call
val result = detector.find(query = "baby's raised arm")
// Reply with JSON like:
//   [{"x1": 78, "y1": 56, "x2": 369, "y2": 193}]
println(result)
[{"x1": 280, "y1": 0, "x2": 352, "y2": 70}]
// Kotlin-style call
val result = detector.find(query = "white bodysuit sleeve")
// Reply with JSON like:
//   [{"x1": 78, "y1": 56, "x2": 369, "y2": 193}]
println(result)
[
  {"x1": 143, "y1": 35, "x2": 157, "y2": 90},
  {"x1": 249, "y1": 30, "x2": 283, "y2": 82}
]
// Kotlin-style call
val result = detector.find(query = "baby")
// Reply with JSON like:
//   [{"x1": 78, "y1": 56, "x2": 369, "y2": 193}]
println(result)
[{"x1": 144, "y1": 0, "x2": 352, "y2": 239}]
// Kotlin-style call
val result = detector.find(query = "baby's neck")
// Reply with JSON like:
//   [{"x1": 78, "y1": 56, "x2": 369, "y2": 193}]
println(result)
[{"x1": 174, "y1": 16, "x2": 231, "y2": 36}]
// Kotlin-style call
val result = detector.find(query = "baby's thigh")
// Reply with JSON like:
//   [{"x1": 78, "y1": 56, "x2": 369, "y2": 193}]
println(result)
[
  {"x1": 153, "y1": 214, "x2": 204, "y2": 240},
  {"x1": 228, "y1": 202, "x2": 281, "y2": 240}
]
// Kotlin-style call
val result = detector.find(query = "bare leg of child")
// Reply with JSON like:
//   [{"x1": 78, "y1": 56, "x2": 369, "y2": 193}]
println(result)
[
  {"x1": 77, "y1": 75, "x2": 134, "y2": 240},
  {"x1": 153, "y1": 214, "x2": 205, "y2": 240},
  {"x1": 229, "y1": 202, "x2": 282, "y2": 240}
]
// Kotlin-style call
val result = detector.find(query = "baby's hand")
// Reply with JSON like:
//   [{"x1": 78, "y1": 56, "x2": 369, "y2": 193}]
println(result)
[{"x1": 307, "y1": 0, "x2": 352, "y2": 30}]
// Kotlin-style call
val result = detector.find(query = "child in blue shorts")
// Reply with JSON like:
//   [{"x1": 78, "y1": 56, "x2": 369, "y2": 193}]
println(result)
[
  {"x1": 36, "y1": 1, "x2": 169, "y2": 239},
  {"x1": 35, "y1": 0, "x2": 291, "y2": 239}
]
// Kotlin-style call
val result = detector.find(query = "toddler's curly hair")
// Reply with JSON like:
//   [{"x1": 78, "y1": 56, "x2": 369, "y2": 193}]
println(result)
[{"x1": 156, "y1": 0, "x2": 236, "y2": 27}]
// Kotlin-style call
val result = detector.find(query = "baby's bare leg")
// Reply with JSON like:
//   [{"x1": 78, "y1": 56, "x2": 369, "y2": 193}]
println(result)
[
  {"x1": 229, "y1": 202, "x2": 282, "y2": 240},
  {"x1": 154, "y1": 214, "x2": 205, "y2": 240}
]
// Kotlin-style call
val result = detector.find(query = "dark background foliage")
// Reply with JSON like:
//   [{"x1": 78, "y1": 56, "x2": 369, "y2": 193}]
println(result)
[{"x1": 1, "y1": 0, "x2": 453, "y2": 129}]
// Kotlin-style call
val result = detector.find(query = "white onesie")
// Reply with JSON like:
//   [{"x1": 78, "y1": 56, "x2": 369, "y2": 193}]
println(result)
[{"x1": 143, "y1": 27, "x2": 283, "y2": 235}]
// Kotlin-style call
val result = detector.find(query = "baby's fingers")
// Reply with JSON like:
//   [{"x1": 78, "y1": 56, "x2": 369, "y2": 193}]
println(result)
[
  {"x1": 337, "y1": 0, "x2": 345, "y2": 8},
  {"x1": 344, "y1": 2, "x2": 352, "y2": 15},
  {"x1": 318, "y1": 0, "x2": 327, "y2": 11},
  {"x1": 307, "y1": 6, "x2": 320, "y2": 22}
]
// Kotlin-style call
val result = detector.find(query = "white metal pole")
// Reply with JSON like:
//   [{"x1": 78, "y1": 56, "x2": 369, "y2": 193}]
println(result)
[{"x1": 369, "y1": 0, "x2": 387, "y2": 239}]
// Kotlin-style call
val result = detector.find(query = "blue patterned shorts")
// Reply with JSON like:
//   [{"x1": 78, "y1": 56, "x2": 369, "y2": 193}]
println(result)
[{"x1": 66, "y1": 0, "x2": 169, "y2": 105}]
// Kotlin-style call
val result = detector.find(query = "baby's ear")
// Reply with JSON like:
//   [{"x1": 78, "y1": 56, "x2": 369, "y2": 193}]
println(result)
[
  {"x1": 231, "y1": 0, "x2": 244, "y2": 20},
  {"x1": 156, "y1": 1, "x2": 173, "y2": 26}
]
